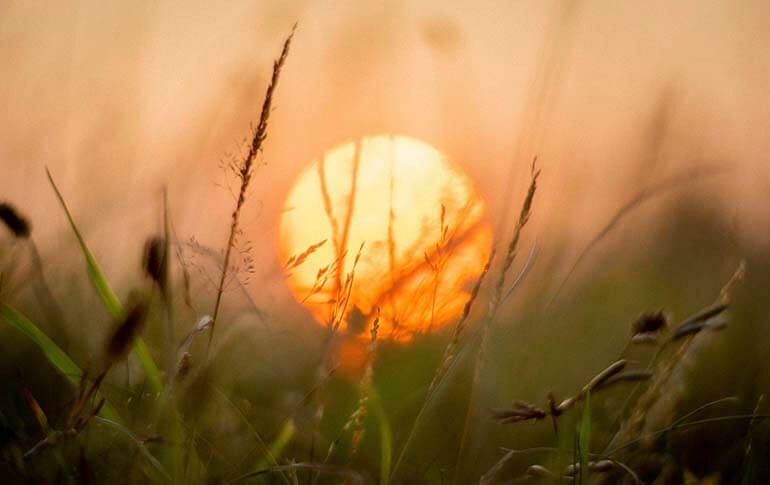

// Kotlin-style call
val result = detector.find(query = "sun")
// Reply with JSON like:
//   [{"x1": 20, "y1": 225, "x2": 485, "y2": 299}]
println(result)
[{"x1": 279, "y1": 134, "x2": 492, "y2": 342}]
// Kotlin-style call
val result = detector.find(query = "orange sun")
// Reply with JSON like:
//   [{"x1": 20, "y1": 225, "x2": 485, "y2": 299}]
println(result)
[{"x1": 279, "y1": 134, "x2": 492, "y2": 342}]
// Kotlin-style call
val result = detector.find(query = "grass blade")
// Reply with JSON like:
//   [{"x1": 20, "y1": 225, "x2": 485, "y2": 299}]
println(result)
[
  {"x1": 370, "y1": 387, "x2": 392, "y2": 485},
  {"x1": 45, "y1": 168, "x2": 163, "y2": 394},
  {"x1": 254, "y1": 419, "x2": 296, "y2": 472},
  {"x1": 0, "y1": 303, "x2": 120, "y2": 421},
  {"x1": 214, "y1": 387, "x2": 292, "y2": 485},
  {"x1": 94, "y1": 416, "x2": 171, "y2": 483},
  {"x1": 269, "y1": 419, "x2": 296, "y2": 461},
  {"x1": 1, "y1": 303, "x2": 80, "y2": 383},
  {"x1": 546, "y1": 164, "x2": 727, "y2": 309},
  {"x1": 46, "y1": 168, "x2": 121, "y2": 315},
  {"x1": 132, "y1": 339, "x2": 161, "y2": 392},
  {"x1": 578, "y1": 391, "x2": 591, "y2": 484}
]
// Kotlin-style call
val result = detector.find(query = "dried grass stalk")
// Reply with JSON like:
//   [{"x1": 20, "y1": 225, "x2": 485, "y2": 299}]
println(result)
[
  {"x1": 210, "y1": 25, "x2": 296, "y2": 344},
  {"x1": 285, "y1": 239, "x2": 327, "y2": 271},
  {"x1": 602, "y1": 261, "x2": 744, "y2": 475},
  {"x1": 456, "y1": 161, "x2": 540, "y2": 476},
  {"x1": 492, "y1": 160, "x2": 540, "y2": 309}
]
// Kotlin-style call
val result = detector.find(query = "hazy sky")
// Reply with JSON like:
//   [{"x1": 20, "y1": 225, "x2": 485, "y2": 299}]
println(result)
[{"x1": 2, "y1": 0, "x2": 769, "y2": 287}]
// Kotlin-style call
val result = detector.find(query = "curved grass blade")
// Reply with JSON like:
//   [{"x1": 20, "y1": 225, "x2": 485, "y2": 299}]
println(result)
[
  {"x1": 0, "y1": 303, "x2": 120, "y2": 421},
  {"x1": 214, "y1": 387, "x2": 292, "y2": 485},
  {"x1": 46, "y1": 168, "x2": 162, "y2": 394},
  {"x1": 254, "y1": 419, "x2": 296, "y2": 472},
  {"x1": 370, "y1": 387, "x2": 392, "y2": 485},
  {"x1": 1, "y1": 303, "x2": 79, "y2": 382},
  {"x1": 229, "y1": 462, "x2": 362, "y2": 485},
  {"x1": 546, "y1": 164, "x2": 728, "y2": 309},
  {"x1": 94, "y1": 416, "x2": 171, "y2": 483}
]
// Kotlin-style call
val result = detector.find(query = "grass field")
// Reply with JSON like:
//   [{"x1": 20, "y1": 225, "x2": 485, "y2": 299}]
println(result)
[{"x1": 2, "y1": 15, "x2": 770, "y2": 485}]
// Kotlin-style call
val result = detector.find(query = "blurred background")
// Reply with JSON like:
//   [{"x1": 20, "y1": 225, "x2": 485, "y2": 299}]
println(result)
[{"x1": 1, "y1": 1, "x2": 770, "y2": 483}]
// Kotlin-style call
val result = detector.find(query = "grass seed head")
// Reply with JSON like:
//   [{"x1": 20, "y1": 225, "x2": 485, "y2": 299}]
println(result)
[
  {"x1": 527, "y1": 464, "x2": 557, "y2": 478},
  {"x1": 106, "y1": 295, "x2": 149, "y2": 362},
  {"x1": 631, "y1": 311, "x2": 667, "y2": 337},
  {"x1": 142, "y1": 235, "x2": 168, "y2": 288},
  {"x1": 0, "y1": 202, "x2": 31, "y2": 238}
]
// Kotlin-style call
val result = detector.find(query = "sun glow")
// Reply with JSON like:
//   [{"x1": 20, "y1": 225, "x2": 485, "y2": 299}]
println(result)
[{"x1": 279, "y1": 134, "x2": 492, "y2": 342}]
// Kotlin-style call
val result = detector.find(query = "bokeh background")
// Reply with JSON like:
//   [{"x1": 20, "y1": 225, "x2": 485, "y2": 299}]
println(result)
[{"x1": 2, "y1": 1, "x2": 770, "y2": 483}]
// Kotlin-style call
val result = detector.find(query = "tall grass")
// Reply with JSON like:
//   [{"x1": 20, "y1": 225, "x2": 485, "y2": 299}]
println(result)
[
  {"x1": 1, "y1": 17, "x2": 769, "y2": 485},
  {"x1": 209, "y1": 24, "x2": 296, "y2": 348}
]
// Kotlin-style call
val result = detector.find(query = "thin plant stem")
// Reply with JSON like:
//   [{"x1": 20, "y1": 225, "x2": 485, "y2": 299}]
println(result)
[{"x1": 209, "y1": 25, "x2": 295, "y2": 350}]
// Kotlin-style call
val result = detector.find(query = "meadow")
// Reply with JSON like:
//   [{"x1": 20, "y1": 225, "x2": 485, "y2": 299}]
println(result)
[{"x1": 2, "y1": 12, "x2": 770, "y2": 485}]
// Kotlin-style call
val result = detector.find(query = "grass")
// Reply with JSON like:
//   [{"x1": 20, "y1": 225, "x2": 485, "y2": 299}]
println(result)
[
  {"x1": 46, "y1": 168, "x2": 163, "y2": 395},
  {"x1": 209, "y1": 24, "x2": 296, "y2": 349},
  {"x1": 0, "y1": 22, "x2": 769, "y2": 485}
]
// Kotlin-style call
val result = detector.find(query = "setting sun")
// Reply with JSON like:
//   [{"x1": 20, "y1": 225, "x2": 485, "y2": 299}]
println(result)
[{"x1": 279, "y1": 134, "x2": 492, "y2": 341}]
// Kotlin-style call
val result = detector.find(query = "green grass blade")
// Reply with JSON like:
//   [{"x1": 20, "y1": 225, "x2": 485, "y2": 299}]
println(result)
[
  {"x1": 1, "y1": 303, "x2": 80, "y2": 382},
  {"x1": 132, "y1": 338, "x2": 162, "y2": 393},
  {"x1": 0, "y1": 303, "x2": 120, "y2": 421},
  {"x1": 254, "y1": 419, "x2": 296, "y2": 471},
  {"x1": 45, "y1": 168, "x2": 163, "y2": 394},
  {"x1": 370, "y1": 388, "x2": 392, "y2": 485},
  {"x1": 268, "y1": 420, "x2": 296, "y2": 461},
  {"x1": 578, "y1": 391, "x2": 591, "y2": 483},
  {"x1": 45, "y1": 169, "x2": 121, "y2": 317}
]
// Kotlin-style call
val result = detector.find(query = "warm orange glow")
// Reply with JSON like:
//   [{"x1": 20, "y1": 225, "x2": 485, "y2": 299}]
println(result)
[{"x1": 279, "y1": 134, "x2": 492, "y2": 341}]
